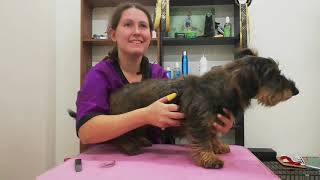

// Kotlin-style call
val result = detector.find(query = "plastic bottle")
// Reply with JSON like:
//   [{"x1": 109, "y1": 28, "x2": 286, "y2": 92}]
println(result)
[
  {"x1": 181, "y1": 50, "x2": 188, "y2": 77},
  {"x1": 165, "y1": 66, "x2": 172, "y2": 79},
  {"x1": 224, "y1": 16, "x2": 232, "y2": 37},
  {"x1": 199, "y1": 54, "x2": 208, "y2": 75},
  {"x1": 173, "y1": 62, "x2": 181, "y2": 79}
]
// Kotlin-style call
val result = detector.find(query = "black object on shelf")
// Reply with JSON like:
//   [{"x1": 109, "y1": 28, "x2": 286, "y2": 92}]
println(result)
[
  {"x1": 264, "y1": 161, "x2": 320, "y2": 180},
  {"x1": 249, "y1": 148, "x2": 277, "y2": 161},
  {"x1": 163, "y1": 37, "x2": 238, "y2": 46}
]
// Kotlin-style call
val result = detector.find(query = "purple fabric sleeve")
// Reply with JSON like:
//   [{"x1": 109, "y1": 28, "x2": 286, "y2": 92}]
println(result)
[
  {"x1": 150, "y1": 63, "x2": 168, "y2": 79},
  {"x1": 76, "y1": 66, "x2": 111, "y2": 121}
]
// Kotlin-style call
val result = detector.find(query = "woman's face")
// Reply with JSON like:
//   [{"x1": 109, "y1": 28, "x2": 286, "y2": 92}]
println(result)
[{"x1": 110, "y1": 8, "x2": 151, "y2": 57}]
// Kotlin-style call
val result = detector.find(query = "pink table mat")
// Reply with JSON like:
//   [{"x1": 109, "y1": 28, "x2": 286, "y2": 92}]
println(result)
[{"x1": 37, "y1": 144, "x2": 279, "y2": 180}]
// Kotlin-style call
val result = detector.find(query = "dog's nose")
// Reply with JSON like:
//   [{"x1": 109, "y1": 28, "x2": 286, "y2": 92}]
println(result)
[{"x1": 292, "y1": 87, "x2": 299, "y2": 96}]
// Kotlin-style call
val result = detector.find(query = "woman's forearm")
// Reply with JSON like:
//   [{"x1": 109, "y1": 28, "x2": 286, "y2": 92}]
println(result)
[{"x1": 78, "y1": 108, "x2": 148, "y2": 144}]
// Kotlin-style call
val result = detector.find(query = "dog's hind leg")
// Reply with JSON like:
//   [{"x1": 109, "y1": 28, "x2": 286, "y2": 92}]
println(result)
[
  {"x1": 134, "y1": 136, "x2": 152, "y2": 147},
  {"x1": 111, "y1": 136, "x2": 143, "y2": 156}
]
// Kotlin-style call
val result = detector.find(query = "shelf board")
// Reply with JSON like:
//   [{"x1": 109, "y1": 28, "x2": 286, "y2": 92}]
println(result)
[
  {"x1": 86, "y1": 0, "x2": 156, "y2": 8},
  {"x1": 82, "y1": 38, "x2": 158, "y2": 46},
  {"x1": 85, "y1": 0, "x2": 235, "y2": 8},
  {"x1": 163, "y1": 37, "x2": 238, "y2": 46},
  {"x1": 170, "y1": 0, "x2": 235, "y2": 6}
]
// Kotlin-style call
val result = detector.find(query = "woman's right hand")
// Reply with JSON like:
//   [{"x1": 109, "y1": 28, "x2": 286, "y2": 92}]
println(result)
[{"x1": 143, "y1": 94, "x2": 185, "y2": 129}]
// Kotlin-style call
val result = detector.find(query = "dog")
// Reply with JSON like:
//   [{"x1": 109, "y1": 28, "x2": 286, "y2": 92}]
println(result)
[{"x1": 71, "y1": 48, "x2": 299, "y2": 169}]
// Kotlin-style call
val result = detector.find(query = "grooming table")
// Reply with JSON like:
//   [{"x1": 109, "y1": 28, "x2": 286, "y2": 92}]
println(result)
[{"x1": 37, "y1": 144, "x2": 278, "y2": 180}]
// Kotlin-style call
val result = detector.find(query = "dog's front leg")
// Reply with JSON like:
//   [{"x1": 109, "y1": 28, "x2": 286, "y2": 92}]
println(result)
[
  {"x1": 181, "y1": 89, "x2": 225, "y2": 168},
  {"x1": 211, "y1": 116, "x2": 231, "y2": 154},
  {"x1": 189, "y1": 140, "x2": 224, "y2": 169},
  {"x1": 184, "y1": 112, "x2": 224, "y2": 168},
  {"x1": 212, "y1": 138, "x2": 230, "y2": 154}
]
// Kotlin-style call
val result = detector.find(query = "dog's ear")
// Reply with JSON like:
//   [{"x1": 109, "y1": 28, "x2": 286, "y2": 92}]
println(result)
[
  {"x1": 231, "y1": 65, "x2": 259, "y2": 99},
  {"x1": 255, "y1": 57, "x2": 280, "y2": 80},
  {"x1": 234, "y1": 48, "x2": 258, "y2": 59}
]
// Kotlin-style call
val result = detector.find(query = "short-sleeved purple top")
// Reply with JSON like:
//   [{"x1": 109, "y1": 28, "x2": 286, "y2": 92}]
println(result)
[{"x1": 76, "y1": 57, "x2": 167, "y2": 135}]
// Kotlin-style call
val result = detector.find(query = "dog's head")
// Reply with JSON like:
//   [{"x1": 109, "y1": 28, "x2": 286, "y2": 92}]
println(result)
[{"x1": 235, "y1": 49, "x2": 299, "y2": 106}]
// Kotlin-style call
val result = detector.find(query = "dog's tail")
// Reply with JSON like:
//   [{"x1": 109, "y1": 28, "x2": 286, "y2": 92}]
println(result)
[
  {"x1": 68, "y1": 109, "x2": 77, "y2": 119},
  {"x1": 235, "y1": 48, "x2": 258, "y2": 59}
]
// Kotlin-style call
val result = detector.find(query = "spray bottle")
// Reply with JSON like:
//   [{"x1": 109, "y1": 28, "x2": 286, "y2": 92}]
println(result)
[
  {"x1": 224, "y1": 16, "x2": 232, "y2": 37},
  {"x1": 181, "y1": 50, "x2": 188, "y2": 77}
]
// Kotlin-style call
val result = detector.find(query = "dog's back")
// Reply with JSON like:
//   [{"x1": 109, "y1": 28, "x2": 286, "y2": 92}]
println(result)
[
  {"x1": 180, "y1": 69, "x2": 242, "y2": 122},
  {"x1": 109, "y1": 79, "x2": 186, "y2": 115}
]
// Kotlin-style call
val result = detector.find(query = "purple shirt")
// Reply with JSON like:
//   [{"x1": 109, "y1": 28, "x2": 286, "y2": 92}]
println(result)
[{"x1": 76, "y1": 58, "x2": 167, "y2": 134}]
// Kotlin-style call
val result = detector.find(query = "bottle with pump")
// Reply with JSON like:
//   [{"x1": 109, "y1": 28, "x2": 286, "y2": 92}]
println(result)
[
  {"x1": 181, "y1": 50, "x2": 188, "y2": 77},
  {"x1": 174, "y1": 62, "x2": 181, "y2": 79},
  {"x1": 224, "y1": 16, "x2": 232, "y2": 37},
  {"x1": 199, "y1": 54, "x2": 208, "y2": 75}
]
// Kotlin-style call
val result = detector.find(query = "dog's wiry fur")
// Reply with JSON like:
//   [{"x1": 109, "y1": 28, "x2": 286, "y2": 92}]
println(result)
[{"x1": 72, "y1": 48, "x2": 299, "y2": 169}]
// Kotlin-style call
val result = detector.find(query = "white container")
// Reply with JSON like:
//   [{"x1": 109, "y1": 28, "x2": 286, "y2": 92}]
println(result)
[{"x1": 199, "y1": 55, "x2": 208, "y2": 75}]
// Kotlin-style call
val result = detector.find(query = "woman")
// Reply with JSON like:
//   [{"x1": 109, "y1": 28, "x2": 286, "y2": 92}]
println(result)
[{"x1": 76, "y1": 2, "x2": 234, "y2": 145}]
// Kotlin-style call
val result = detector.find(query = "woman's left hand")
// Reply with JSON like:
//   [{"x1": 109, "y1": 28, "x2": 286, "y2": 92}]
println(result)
[{"x1": 213, "y1": 108, "x2": 235, "y2": 134}]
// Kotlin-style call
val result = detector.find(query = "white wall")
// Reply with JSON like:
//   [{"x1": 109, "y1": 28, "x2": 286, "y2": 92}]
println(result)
[
  {"x1": 0, "y1": 0, "x2": 56, "y2": 180},
  {"x1": 55, "y1": 0, "x2": 80, "y2": 164},
  {"x1": 246, "y1": 0, "x2": 320, "y2": 156}
]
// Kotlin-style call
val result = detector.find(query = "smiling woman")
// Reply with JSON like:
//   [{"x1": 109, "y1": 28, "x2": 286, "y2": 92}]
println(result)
[
  {"x1": 75, "y1": 2, "x2": 235, "y2": 148},
  {"x1": 107, "y1": 3, "x2": 153, "y2": 75},
  {"x1": 109, "y1": 8, "x2": 152, "y2": 71}
]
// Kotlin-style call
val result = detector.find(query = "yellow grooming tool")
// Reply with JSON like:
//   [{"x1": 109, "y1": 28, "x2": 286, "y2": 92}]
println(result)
[{"x1": 166, "y1": 93, "x2": 177, "y2": 101}]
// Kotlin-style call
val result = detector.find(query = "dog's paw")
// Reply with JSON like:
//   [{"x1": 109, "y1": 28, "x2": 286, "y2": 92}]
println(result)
[
  {"x1": 197, "y1": 156, "x2": 224, "y2": 169},
  {"x1": 204, "y1": 158, "x2": 224, "y2": 169},
  {"x1": 192, "y1": 151, "x2": 224, "y2": 169},
  {"x1": 213, "y1": 144, "x2": 230, "y2": 154}
]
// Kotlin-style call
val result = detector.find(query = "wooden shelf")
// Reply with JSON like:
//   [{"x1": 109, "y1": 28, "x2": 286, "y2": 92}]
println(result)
[
  {"x1": 82, "y1": 38, "x2": 158, "y2": 46},
  {"x1": 85, "y1": 0, "x2": 235, "y2": 8},
  {"x1": 86, "y1": 0, "x2": 156, "y2": 8},
  {"x1": 162, "y1": 37, "x2": 238, "y2": 46},
  {"x1": 170, "y1": 0, "x2": 235, "y2": 6}
]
